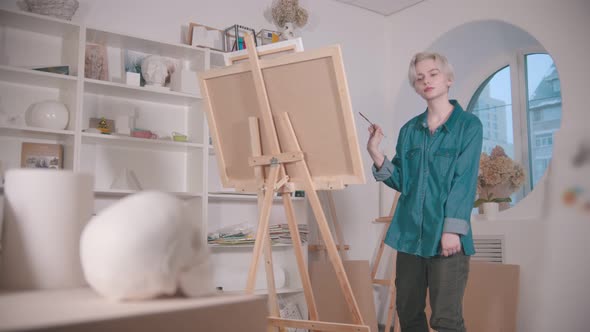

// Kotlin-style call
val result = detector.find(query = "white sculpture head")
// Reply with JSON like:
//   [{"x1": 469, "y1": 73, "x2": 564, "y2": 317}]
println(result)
[
  {"x1": 141, "y1": 55, "x2": 170, "y2": 86},
  {"x1": 80, "y1": 191, "x2": 214, "y2": 301}
]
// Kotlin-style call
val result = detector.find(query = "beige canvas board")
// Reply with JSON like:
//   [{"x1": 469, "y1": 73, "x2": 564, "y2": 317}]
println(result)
[
  {"x1": 200, "y1": 46, "x2": 365, "y2": 192},
  {"x1": 463, "y1": 262, "x2": 520, "y2": 332},
  {"x1": 309, "y1": 260, "x2": 378, "y2": 332}
]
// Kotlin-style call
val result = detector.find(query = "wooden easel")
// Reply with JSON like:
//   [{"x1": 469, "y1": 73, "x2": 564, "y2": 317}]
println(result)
[
  {"x1": 239, "y1": 34, "x2": 370, "y2": 332},
  {"x1": 371, "y1": 192, "x2": 401, "y2": 332},
  {"x1": 371, "y1": 192, "x2": 435, "y2": 332}
]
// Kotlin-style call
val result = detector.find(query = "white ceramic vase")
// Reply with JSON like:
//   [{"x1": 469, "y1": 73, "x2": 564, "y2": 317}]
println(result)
[
  {"x1": 0, "y1": 169, "x2": 94, "y2": 290},
  {"x1": 25, "y1": 100, "x2": 69, "y2": 130},
  {"x1": 482, "y1": 202, "x2": 500, "y2": 219}
]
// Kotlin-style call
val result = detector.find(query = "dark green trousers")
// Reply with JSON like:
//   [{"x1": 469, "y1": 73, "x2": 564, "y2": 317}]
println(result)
[{"x1": 395, "y1": 251, "x2": 470, "y2": 332}]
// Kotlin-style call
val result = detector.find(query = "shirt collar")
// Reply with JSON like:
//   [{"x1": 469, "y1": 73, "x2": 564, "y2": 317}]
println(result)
[{"x1": 415, "y1": 100, "x2": 463, "y2": 133}]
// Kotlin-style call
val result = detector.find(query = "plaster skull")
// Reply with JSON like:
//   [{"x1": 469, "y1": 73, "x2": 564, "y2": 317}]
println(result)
[
  {"x1": 80, "y1": 191, "x2": 214, "y2": 301},
  {"x1": 141, "y1": 55, "x2": 170, "y2": 87}
]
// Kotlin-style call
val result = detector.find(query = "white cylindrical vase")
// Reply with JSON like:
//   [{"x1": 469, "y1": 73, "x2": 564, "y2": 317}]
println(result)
[
  {"x1": 482, "y1": 202, "x2": 500, "y2": 220},
  {"x1": 0, "y1": 169, "x2": 94, "y2": 290}
]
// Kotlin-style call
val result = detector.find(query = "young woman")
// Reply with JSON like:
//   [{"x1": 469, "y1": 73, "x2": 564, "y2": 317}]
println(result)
[{"x1": 367, "y1": 52, "x2": 483, "y2": 332}]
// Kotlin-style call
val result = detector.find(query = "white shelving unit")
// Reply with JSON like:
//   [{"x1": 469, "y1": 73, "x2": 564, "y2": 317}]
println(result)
[{"x1": 0, "y1": 8, "x2": 308, "y2": 300}]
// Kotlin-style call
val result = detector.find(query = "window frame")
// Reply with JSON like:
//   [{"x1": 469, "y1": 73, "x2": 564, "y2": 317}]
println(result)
[{"x1": 467, "y1": 47, "x2": 556, "y2": 205}]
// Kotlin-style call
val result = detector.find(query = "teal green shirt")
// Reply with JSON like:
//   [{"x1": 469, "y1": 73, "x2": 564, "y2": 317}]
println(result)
[{"x1": 373, "y1": 100, "x2": 483, "y2": 257}]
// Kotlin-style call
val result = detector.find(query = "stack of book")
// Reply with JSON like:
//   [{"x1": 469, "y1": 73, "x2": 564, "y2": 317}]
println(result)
[{"x1": 269, "y1": 223, "x2": 309, "y2": 244}]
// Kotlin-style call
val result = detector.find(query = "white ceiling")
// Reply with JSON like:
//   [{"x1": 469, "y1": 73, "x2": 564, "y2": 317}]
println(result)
[{"x1": 332, "y1": 0, "x2": 425, "y2": 16}]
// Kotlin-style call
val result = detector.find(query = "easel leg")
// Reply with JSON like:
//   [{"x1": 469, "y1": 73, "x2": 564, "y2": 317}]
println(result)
[
  {"x1": 385, "y1": 254, "x2": 398, "y2": 332},
  {"x1": 249, "y1": 117, "x2": 282, "y2": 332},
  {"x1": 282, "y1": 193, "x2": 319, "y2": 321},
  {"x1": 325, "y1": 191, "x2": 349, "y2": 260},
  {"x1": 246, "y1": 160, "x2": 280, "y2": 292},
  {"x1": 278, "y1": 112, "x2": 365, "y2": 326}
]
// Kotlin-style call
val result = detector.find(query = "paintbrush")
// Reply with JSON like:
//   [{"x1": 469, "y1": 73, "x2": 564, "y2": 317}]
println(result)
[{"x1": 359, "y1": 112, "x2": 386, "y2": 138}]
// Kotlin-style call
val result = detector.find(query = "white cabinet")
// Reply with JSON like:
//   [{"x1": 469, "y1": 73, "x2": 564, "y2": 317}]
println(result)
[
  {"x1": 0, "y1": 8, "x2": 222, "y2": 217},
  {"x1": 0, "y1": 8, "x2": 308, "y2": 299}
]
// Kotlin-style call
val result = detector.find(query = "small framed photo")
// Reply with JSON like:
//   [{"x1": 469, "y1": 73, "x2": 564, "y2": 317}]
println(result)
[{"x1": 21, "y1": 142, "x2": 63, "y2": 169}]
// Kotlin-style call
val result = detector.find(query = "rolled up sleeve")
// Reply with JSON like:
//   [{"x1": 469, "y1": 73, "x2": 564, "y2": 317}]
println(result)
[
  {"x1": 372, "y1": 126, "x2": 406, "y2": 192},
  {"x1": 443, "y1": 119, "x2": 483, "y2": 235}
]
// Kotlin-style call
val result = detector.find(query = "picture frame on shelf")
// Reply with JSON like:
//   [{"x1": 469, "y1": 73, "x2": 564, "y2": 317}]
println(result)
[
  {"x1": 123, "y1": 50, "x2": 148, "y2": 86},
  {"x1": 20, "y1": 142, "x2": 63, "y2": 170},
  {"x1": 85, "y1": 43, "x2": 109, "y2": 81},
  {"x1": 89, "y1": 117, "x2": 115, "y2": 134},
  {"x1": 188, "y1": 22, "x2": 224, "y2": 51}
]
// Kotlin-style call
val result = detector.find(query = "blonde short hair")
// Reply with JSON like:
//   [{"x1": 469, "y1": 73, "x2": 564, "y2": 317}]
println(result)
[{"x1": 408, "y1": 52, "x2": 455, "y2": 87}]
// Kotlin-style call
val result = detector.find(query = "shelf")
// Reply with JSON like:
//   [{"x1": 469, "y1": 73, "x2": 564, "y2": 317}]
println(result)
[
  {"x1": 208, "y1": 192, "x2": 305, "y2": 201},
  {"x1": 220, "y1": 288, "x2": 303, "y2": 296},
  {"x1": 0, "y1": 8, "x2": 80, "y2": 38},
  {"x1": 208, "y1": 243, "x2": 298, "y2": 249},
  {"x1": 0, "y1": 125, "x2": 75, "y2": 141},
  {"x1": 0, "y1": 65, "x2": 77, "y2": 89},
  {"x1": 81, "y1": 132, "x2": 204, "y2": 151},
  {"x1": 84, "y1": 78, "x2": 201, "y2": 106},
  {"x1": 86, "y1": 27, "x2": 207, "y2": 65},
  {"x1": 94, "y1": 189, "x2": 203, "y2": 199}
]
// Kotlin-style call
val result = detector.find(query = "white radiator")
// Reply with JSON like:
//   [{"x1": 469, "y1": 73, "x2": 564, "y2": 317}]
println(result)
[{"x1": 472, "y1": 235, "x2": 504, "y2": 263}]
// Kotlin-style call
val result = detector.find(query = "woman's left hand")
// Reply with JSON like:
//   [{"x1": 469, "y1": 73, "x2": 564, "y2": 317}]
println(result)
[{"x1": 441, "y1": 232, "x2": 462, "y2": 257}]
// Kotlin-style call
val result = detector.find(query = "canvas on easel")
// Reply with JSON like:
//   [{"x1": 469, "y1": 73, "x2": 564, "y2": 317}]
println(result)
[{"x1": 200, "y1": 35, "x2": 368, "y2": 331}]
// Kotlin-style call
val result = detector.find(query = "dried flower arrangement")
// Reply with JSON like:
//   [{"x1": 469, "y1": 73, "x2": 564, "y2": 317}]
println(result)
[
  {"x1": 474, "y1": 145, "x2": 526, "y2": 209},
  {"x1": 271, "y1": 0, "x2": 309, "y2": 28}
]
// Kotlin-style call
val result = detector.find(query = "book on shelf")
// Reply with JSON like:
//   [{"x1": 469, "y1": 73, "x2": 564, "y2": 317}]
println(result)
[
  {"x1": 20, "y1": 142, "x2": 63, "y2": 169},
  {"x1": 32, "y1": 65, "x2": 70, "y2": 75}
]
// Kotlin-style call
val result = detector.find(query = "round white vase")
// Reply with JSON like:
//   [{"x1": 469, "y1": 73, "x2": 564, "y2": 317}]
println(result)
[
  {"x1": 482, "y1": 202, "x2": 500, "y2": 219},
  {"x1": 25, "y1": 100, "x2": 69, "y2": 130}
]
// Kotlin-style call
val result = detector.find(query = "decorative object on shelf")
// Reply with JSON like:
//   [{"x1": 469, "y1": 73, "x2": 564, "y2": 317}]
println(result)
[
  {"x1": 188, "y1": 22, "x2": 224, "y2": 51},
  {"x1": 115, "y1": 112, "x2": 135, "y2": 135},
  {"x1": 171, "y1": 131, "x2": 188, "y2": 142},
  {"x1": 88, "y1": 117, "x2": 114, "y2": 134},
  {"x1": 257, "y1": 29, "x2": 282, "y2": 45},
  {"x1": 110, "y1": 168, "x2": 143, "y2": 191},
  {"x1": 25, "y1": 100, "x2": 69, "y2": 130},
  {"x1": 271, "y1": 0, "x2": 308, "y2": 39},
  {"x1": 16, "y1": 0, "x2": 79, "y2": 20},
  {"x1": 223, "y1": 24, "x2": 257, "y2": 52},
  {"x1": 131, "y1": 128, "x2": 158, "y2": 139},
  {"x1": 170, "y1": 60, "x2": 200, "y2": 95},
  {"x1": 85, "y1": 43, "x2": 108, "y2": 81},
  {"x1": 32, "y1": 65, "x2": 69, "y2": 75},
  {"x1": 80, "y1": 191, "x2": 215, "y2": 300},
  {"x1": 125, "y1": 71, "x2": 141, "y2": 86},
  {"x1": 141, "y1": 55, "x2": 175, "y2": 89},
  {"x1": 0, "y1": 169, "x2": 93, "y2": 290},
  {"x1": 476, "y1": 146, "x2": 526, "y2": 211},
  {"x1": 124, "y1": 50, "x2": 148, "y2": 86},
  {"x1": 20, "y1": 142, "x2": 63, "y2": 169}
]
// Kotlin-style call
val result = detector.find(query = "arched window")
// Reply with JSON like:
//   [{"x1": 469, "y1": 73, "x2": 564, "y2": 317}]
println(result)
[{"x1": 467, "y1": 53, "x2": 562, "y2": 205}]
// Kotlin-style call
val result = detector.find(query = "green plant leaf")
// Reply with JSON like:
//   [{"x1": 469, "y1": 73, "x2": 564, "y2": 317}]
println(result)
[
  {"x1": 492, "y1": 197, "x2": 512, "y2": 203},
  {"x1": 473, "y1": 198, "x2": 487, "y2": 208}
]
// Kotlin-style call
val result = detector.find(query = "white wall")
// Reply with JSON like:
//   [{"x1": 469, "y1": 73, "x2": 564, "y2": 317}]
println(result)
[{"x1": 384, "y1": 0, "x2": 590, "y2": 330}]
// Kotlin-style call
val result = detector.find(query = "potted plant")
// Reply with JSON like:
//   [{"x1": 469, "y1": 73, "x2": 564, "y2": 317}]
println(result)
[
  {"x1": 474, "y1": 193, "x2": 512, "y2": 218},
  {"x1": 475, "y1": 146, "x2": 526, "y2": 215}
]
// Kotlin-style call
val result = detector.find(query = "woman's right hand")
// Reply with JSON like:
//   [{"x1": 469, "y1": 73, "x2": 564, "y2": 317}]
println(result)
[{"x1": 367, "y1": 124, "x2": 384, "y2": 152}]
